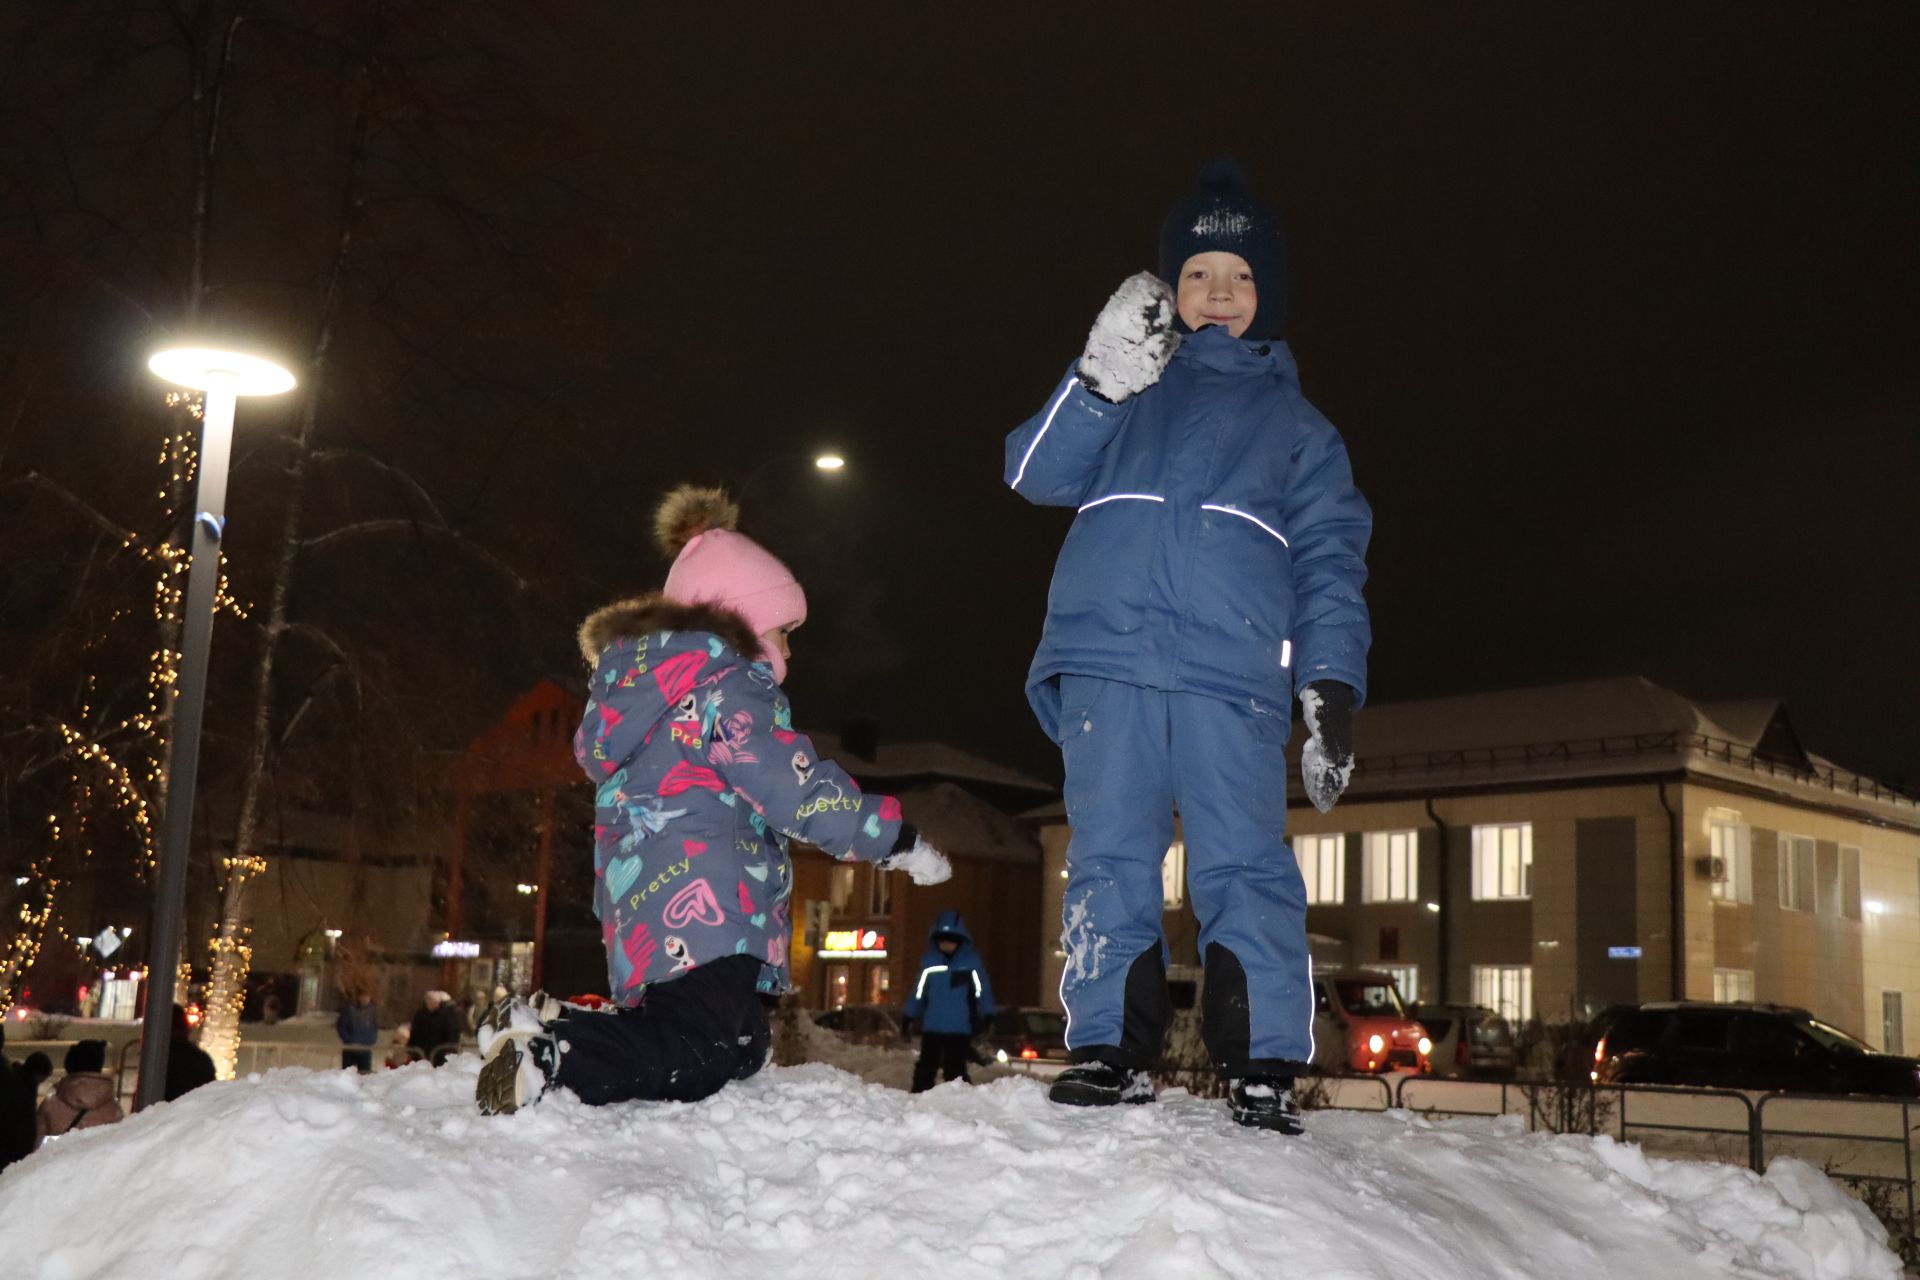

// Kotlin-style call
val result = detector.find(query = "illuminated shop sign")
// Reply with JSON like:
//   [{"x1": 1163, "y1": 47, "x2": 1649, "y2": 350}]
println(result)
[
  {"x1": 432, "y1": 939, "x2": 481, "y2": 959},
  {"x1": 820, "y1": 929, "x2": 888, "y2": 958},
  {"x1": 1607, "y1": 946, "x2": 1642, "y2": 960}
]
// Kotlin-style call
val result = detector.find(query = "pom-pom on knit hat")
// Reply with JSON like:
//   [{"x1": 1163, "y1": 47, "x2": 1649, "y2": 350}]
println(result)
[
  {"x1": 1157, "y1": 157, "x2": 1288, "y2": 340},
  {"x1": 655, "y1": 485, "x2": 807, "y2": 682}
]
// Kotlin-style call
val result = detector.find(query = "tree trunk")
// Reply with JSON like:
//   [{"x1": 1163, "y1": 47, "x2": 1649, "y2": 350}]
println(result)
[{"x1": 198, "y1": 98, "x2": 367, "y2": 1079}]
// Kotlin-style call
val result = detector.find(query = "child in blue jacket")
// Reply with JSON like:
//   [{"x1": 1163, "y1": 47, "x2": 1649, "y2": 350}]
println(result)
[
  {"x1": 475, "y1": 487, "x2": 952, "y2": 1115},
  {"x1": 1005, "y1": 160, "x2": 1371, "y2": 1133},
  {"x1": 900, "y1": 911, "x2": 996, "y2": 1091}
]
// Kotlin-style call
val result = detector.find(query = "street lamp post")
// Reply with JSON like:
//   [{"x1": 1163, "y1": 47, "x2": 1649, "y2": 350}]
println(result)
[{"x1": 136, "y1": 346, "x2": 294, "y2": 1110}]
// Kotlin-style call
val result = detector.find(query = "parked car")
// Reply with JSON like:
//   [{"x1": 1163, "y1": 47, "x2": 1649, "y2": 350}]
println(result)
[
  {"x1": 812, "y1": 1004, "x2": 905, "y2": 1046},
  {"x1": 1593, "y1": 1002, "x2": 1920, "y2": 1097},
  {"x1": 1407, "y1": 1002, "x2": 1515, "y2": 1078},
  {"x1": 981, "y1": 1008, "x2": 1069, "y2": 1064},
  {"x1": 1312, "y1": 968, "x2": 1432, "y2": 1075}
]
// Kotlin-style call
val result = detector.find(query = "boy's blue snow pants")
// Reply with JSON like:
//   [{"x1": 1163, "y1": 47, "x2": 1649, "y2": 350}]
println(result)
[{"x1": 1055, "y1": 674, "x2": 1313, "y2": 1076}]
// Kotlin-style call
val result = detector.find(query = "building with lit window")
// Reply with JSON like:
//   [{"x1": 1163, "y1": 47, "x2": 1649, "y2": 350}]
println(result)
[{"x1": 1030, "y1": 678, "x2": 1920, "y2": 1051}]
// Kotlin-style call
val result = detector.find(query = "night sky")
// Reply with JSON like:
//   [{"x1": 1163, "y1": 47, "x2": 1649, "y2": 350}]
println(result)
[{"x1": 6, "y1": 4, "x2": 1917, "y2": 792}]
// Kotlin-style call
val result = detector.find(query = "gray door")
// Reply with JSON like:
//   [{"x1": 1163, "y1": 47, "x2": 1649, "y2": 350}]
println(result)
[{"x1": 1883, "y1": 991, "x2": 1905, "y2": 1055}]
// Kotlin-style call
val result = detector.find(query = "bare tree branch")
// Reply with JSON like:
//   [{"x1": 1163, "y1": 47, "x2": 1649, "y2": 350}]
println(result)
[
  {"x1": 9, "y1": 470, "x2": 138, "y2": 543},
  {"x1": 300, "y1": 518, "x2": 529, "y2": 591}
]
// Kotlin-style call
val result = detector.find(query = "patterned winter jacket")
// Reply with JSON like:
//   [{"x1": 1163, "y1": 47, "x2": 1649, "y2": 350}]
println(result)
[
  {"x1": 575, "y1": 595, "x2": 906, "y2": 1001},
  {"x1": 1005, "y1": 323, "x2": 1372, "y2": 740}
]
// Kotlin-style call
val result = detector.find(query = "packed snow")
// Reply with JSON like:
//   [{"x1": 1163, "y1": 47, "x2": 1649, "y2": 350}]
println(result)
[{"x1": 0, "y1": 1052, "x2": 1899, "y2": 1280}]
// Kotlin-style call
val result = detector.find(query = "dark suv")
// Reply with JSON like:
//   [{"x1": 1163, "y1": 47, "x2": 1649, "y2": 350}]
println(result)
[{"x1": 1594, "y1": 1002, "x2": 1920, "y2": 1097}]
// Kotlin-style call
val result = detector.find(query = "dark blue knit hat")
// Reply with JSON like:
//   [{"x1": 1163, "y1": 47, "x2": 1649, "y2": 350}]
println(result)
[{"x1": 1157, "y1": 158, "x2": 1287, "y2": 339}]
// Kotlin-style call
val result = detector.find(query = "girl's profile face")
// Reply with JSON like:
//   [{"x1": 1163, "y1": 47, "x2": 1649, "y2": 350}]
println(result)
[
  {"x1": 1175, "y1": 251, "x2": 1258, "y2": 338},
  {"x1": 764, "y1": 623, "x2": 798, "y2": 665}
]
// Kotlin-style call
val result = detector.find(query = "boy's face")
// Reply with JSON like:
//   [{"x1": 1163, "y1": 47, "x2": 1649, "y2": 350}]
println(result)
[
  {"x1": 1175, "y1": 251, "x2": 1258, "y2": 338},
  {"x1": 938, "y1": 938, "x2": 959, "y2": 956}
]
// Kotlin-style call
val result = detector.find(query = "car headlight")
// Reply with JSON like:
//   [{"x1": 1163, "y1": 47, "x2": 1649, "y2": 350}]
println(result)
[
  {"x1": 995, "y1": 1048, "x2": 1009, "y2": 1064},
  {"x1": 1368, "y1": 1033, "x2": 1385, "y2": 1054},
  {"x1": 1417, "y1": 1036, "x2": 1432, "y2": 1057}
]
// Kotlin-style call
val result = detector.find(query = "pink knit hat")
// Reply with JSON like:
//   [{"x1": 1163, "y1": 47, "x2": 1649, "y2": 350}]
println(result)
[{"x1": 655, "y1": 487, "x2": 806, "y2": 683}]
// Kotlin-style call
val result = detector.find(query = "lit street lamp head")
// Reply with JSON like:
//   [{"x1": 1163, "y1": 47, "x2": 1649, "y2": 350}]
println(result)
[
  {"x1": 148, "y1": 346, "x2": 296, "y2": 396},
  {"x1": 813, "y1": 453, "x2": 846, "y2": 471}
]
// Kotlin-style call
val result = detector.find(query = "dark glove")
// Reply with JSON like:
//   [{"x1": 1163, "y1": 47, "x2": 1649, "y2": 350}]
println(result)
[{"x1": 1300, "y1": 680, "x2": 1357, "y2": 813}]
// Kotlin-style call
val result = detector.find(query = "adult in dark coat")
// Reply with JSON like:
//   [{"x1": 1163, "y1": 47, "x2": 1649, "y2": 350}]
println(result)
[
  {"x1": 407, "y1": 991, "x2": 464, "y2": 1064},
  {"x1": 1, "y1": 1025, "x2": 50, "y2": 1171},
  {"x1": 166, "y1": 1004, "x2": 217, "y2": 1101},
  {"x1": 335, "y1": 990, "x2": 380, "y2": 1072}
]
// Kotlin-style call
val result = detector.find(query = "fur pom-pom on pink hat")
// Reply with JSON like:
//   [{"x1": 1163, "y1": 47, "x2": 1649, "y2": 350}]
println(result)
[{"x1": 654, "y1": 486, "x2": 806, "y2": 682}]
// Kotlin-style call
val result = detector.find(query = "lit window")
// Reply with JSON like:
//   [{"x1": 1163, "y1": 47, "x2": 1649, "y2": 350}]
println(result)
[
  {"x1": 1378, "y1": 965, "x2": 1419, "y2": 1003},
  {"x1": 1294, "y1": 834, "x2": 1346, "y2": 905},
  {"x1": 1470, "y1": 965, "x2": 1532, "y2": 1021},
  {"x1": 1712, "y1": 968, "x2": 1755, "y2": 1003},
  {"x1": 1709, "y1": 821, "x2": 1752, "y2": 904},
  {"x1": 829, "y1": 864, "x2": 856, "y2": 911},
  {"x1": 1362, "y1": 830, "x2": 1420, "y2": 903},
  {"x1": 1471, "y1": 824, "x2": 1533, "y2": 900},
  {"x1": 1779, "y1": 834, "x2": 1814, "y2": 912},
  {"x1": 1162, "y1": 840, "x2": 1186, "y2": 909},
  {"x1": 868, "y1": 866, "x2": 892, "y2": 917},
  {"x1": 1839, "y1": 845, "x2": 1862, "y2": 921}
]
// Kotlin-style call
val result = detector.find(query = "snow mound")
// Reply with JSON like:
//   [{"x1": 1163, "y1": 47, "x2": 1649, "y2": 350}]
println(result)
[{"x1": 0, "y1": 1062, "x2": 1898, "y2": 1280}]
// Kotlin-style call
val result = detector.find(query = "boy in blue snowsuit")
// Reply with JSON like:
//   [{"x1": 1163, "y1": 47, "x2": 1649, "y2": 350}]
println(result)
[
  {"x1": 900, "y1": 911, "x2": 996, "y2": 1092},
  {"x1": 1005, "y1": 161, "x2": 1371, "y2": 1133}
]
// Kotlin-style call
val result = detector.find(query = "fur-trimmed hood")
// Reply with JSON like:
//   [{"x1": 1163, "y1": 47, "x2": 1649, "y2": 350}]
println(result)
[{"x1": 577, "y1": 592, "x2": 764, "y2": 667}]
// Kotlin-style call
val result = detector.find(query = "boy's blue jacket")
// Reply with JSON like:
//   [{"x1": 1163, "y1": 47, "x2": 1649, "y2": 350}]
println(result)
[
  {"x1": 901, "y1": 911, "x2": 996, "y2": 1036},
  {"x1": 574, "y1": 595, "x2": 905, "y2": 1002},
  {"x1": 1005, "y1": 324, "x2": 1371, "y2": 739}
]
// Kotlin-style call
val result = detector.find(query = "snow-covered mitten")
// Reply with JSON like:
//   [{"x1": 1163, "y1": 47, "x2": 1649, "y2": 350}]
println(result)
[
  {"x1": 879, "y1": 825, "x2": 952, "y2": 885},
  {"x1": 1076, "y1": 272, "x2": 1181, "y2": 402},
  {"x1": 1300, "y1": 681, "x2": 1357, "y2": 814}
]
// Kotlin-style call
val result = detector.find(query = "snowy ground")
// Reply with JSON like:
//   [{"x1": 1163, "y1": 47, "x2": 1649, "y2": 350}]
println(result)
[{"x1": 0, "y1": 1054, "x2": 1900, "y2": 1280}]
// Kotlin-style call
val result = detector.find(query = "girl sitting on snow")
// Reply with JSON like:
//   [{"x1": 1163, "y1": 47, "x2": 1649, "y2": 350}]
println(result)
[{"x1": 475, "y1": 486, "x2": 951, "y2": 1115}]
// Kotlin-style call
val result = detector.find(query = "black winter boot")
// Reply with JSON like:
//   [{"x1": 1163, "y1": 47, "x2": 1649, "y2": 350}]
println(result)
[
  {"x1": 1047, "y1": 1060, "x2": 1156, "y2": 1107},
  {"x1": 1228, "y1": 1076, "x2": 1303, "y2": 1134}
]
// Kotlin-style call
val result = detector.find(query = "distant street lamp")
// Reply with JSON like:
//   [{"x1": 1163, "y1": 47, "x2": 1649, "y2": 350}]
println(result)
[
  {"x1": 136, "y1": 344, "x2": 294, "y2": 1110},
  {"x1": 735, "y1": 450, "x2": 848, "y2": 512}
]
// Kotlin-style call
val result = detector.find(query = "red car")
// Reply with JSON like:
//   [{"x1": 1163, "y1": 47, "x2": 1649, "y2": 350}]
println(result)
[{"x1": 1312, "y1": 969, "x2": 1432, "y2": 1075}]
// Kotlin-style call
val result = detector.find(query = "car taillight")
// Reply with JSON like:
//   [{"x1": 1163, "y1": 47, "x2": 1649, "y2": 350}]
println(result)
[
  {"x1": 1594, "y1": 1037, "x2": 1607, "y2": 1063},
  {"x1": 1020, "y1": 1045, "x2": 1039, "y2": 1060}
]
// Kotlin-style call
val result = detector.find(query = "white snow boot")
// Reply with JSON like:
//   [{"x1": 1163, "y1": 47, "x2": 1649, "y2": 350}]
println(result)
[
  {"x1": 476, "y1": 1030, "x2": 557, "y2": 1116},
  {"x1": 475, "y1": 990, "x2": 570, "y2": 1059}
]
